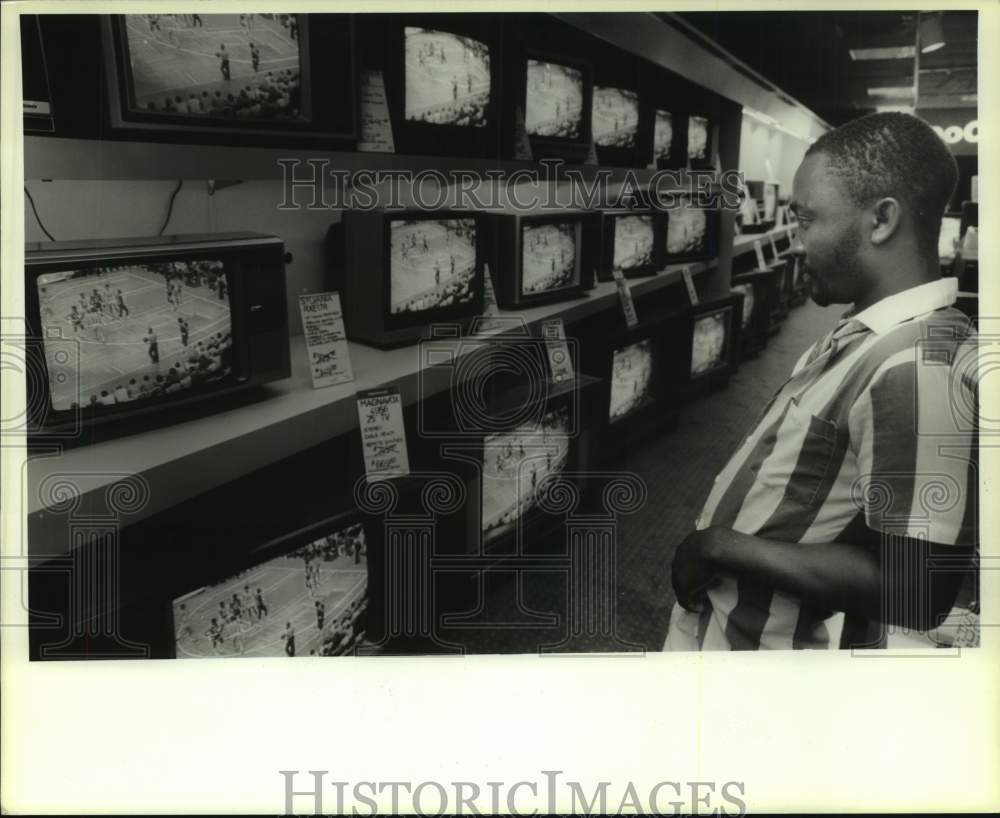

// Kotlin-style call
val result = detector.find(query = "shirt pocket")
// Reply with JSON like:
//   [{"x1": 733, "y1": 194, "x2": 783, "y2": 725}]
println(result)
[{"x1": 749, "y1": 399, "x2": 841, "y2": 508}]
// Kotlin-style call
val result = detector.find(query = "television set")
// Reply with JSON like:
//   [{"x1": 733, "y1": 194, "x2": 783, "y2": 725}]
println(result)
[
  {"x1": 102, "y1": 14, "x2": 357, "y2": 144},
  {"x1": 664, "y1": 196, "x2": 718, "y2": 263},
  {"x1": 591, "y1": 84, "x2": 643, "y2": 166},
  {"x1": 686, "y1": 113, "x2": 716, "y2": 169},
  {"x1": 522, "y1": 53, "x2": 593, "y2": 162},
  {"x1": 666, "y1": 294, "x2": 742, "y2": 399},
  {"x1": 729, "y1": 271, "x2": 772, "y2": 358},
  {"x1": 940, "y1": 214, "x2": 962, "y2": 261},
  {"x1": 598, "y1": 209, "x2": 668, "y2": 281},
  {"x1": 378, "y1": 16, "x2": 501, "y2": 157},
  {"x1": 652, "y1": 109, "x2": 680, "y2": 169},
  {"x1": 336, "y1": 210, "x2": 486, "y2": 348},
  {"x1": 483, "y1": 210, "x2": 599, "y2": 309},
  {"x1": 172, "y1": 513, "x2": 370, "y2": 659},
  {"x1": 24, "y1": 232, "x2": 290, "y2": 441}
]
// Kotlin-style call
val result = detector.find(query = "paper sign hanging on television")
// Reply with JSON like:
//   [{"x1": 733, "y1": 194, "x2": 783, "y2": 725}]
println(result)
[
  {"x1": 357, "y1": 70, "x2": 395, "y2": 153},
  {"x1": 681, "y1": 266, "x2": 699, "y2": 305},
  {"x1": 612, "y1": 268, "x2": 639, "y2": 328},
  {"x1": 357, "y1": 387, "x2": 410, "y2": 482},
  {"x1": 542, "y1": 319, "x2": 574, "y2": 385},
  {"x1": 753, "y1": 240, "x2": 767, "y2": 270},
  {"x1": 299, "y1": 292, "x2": 355, "y2": 389}
]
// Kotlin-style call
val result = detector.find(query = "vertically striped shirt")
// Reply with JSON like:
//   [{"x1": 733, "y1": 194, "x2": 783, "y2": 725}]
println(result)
[{"x1": 666, "y1": 277, "x2": 978, "y2": 650}]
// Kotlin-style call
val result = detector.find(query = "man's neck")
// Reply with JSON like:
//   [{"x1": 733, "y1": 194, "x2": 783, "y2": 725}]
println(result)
[{"x1": 853, "y1": 255, "x2": 940, "y2": 313}]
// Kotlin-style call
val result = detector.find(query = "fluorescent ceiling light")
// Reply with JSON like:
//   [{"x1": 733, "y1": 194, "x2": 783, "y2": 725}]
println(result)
[
  {"x1": 867, "y1": 86, "x2": 915, "y2": 98},
  {"x1": 849, "y1": 45, "x2": 916, "y2": 61},
  {"x1": 919, "y1": 12, "x2": 946, "y2": 54},
  {"x1": 875, "y1": 105, "x2": 915, "y2": 114}
]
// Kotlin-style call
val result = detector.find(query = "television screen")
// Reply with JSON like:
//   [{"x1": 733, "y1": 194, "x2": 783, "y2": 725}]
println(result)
[
  {"x1": 613, "y1": 215, "x2": 655, "y2": 274},
  {"x1": 592, "y1": 86, "x2": 639, "y2": 148},
  {"x1": 731, "y1": 284, "x2": 755, "y2": 329},
  {"x1": 121, "y1": 13, "x2": 305, "y2": 122},
  {"x1": 36, "y1": 261, "x2": 233, "y2": 412},
  {"x1": 389, "y1": 218, "x2": 478, "y2": 315},
  {"x1": 763, "y1": 183, "x2": 779, "y2": 222},
  {"x1": 481, "y1": 405, "x2": 571, "y2": 537},
  {"x1": 173, "y1": 521, "x2": 368, "y2": 658},
  {"x1": 404, "y1": 27, "x2": 490, "y2": 127},
  {"x1": 688, "y1": 114, "x2": 709, "y2": 161},
  {"x1": 609, "y1": 338, "x2": 655, "y2": 423},
  {"x1": 521, "y1": 222, "x2": 581, "y2": 295},
  {"x1": 691, "y1": 310, "x2": 729, "y2": 376},
  {"x1": 666, "y1": 202, "x2": 708, "y2": 255},
  {"x1": 939, "y1": 215, "x2": 962, "y2": 259},
  {"x1": 653, "y1": 109, "x2": 674, "y2": 162},
  {"x1": 525, "y1": 59, "x2": 584, "y2": 139}
]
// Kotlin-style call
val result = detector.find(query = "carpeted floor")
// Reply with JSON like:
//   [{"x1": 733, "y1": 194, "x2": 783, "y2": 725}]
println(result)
[{"x1": 431, "y1": 298, "x2": 844, "y2": 655}]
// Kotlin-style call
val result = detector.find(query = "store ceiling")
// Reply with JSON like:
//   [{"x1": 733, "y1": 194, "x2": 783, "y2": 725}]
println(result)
[{"x1": 672, "y1": 10, "x2": 978, "y2": 126}]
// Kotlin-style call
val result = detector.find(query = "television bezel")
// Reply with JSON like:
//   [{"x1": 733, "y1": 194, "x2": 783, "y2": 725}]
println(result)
[
  {"x1": 169, "y1": 507, "x2": 372, "y2": 659},
  {"x1": 686, "y1": 302, "x2": 738, "y2": 382},
  {"x1": 598, "y1": 208, "x2": 668, "y2": 281},
  {"x1": 382, "y1": 211, "x2": 486, "y2": 333},
  {"x1": 383, "y1": 16, "x2": 502, "y2": 157},
  {"x1": 24, "y1": 234, "x2": 285, "y2": 434},
  {"x1": 101, "y1": 14, "x2": 358, "y2": 142},
  {"x1": 522, "y1": 49, "x2": 595, "y2": 162},
  {"x1": 730, "y1": 271, "x2": 774, "y2": 354},
  {"x1": 663, "y1": 195, "x2": 720, "y2": 264}
]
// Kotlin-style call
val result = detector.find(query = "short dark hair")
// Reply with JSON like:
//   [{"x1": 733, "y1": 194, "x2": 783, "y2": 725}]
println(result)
[{"x1": 806, "y1": 112, "x2": 958, "y2": 254}]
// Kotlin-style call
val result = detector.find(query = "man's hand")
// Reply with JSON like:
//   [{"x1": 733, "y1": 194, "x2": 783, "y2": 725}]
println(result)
[{"x1": 671, "y1": 527, "x2": 722, "y2": 612}]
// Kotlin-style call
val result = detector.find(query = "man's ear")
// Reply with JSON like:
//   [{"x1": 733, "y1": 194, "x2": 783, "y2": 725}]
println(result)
[{"x1": 870, "y1": 197, "x2": 902, "y2": 245}]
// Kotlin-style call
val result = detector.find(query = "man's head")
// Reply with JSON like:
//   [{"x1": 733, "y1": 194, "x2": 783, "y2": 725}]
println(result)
[{"x1": 790, "y1": 112, "x2": 957, "y2": 308}]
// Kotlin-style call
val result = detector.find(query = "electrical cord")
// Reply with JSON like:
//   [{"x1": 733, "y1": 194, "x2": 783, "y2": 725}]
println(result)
[
  {"x1": 159, "y1": 179, "x2": 184, "y2": 235},
  {"x1": 24, "y1": 185, "x2": 56, "y2": 241}
]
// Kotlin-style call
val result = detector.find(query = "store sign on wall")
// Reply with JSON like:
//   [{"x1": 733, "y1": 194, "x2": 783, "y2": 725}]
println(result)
[{"x1": 917, "y1": 108, "x2": 978, "y2": 156}]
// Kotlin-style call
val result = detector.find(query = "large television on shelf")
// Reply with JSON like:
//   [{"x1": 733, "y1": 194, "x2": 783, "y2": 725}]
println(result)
[
  {"x1": 522, "y1": 52, "x2": 594, "y2": 162},
  {"x1": 483, "y1": 210, "x2": 599, "y2": 309},
  {"x1": 597, "y1": 209, "x2": 669, "y2": 281},
  {"x1": 686, "y1": 111, "x2": 716, "y2": 169},
  {"x1": 24, "y1": 232, "x2": 290, "y2": 442},
  {"x1": 101, "y1": 14, "x2": 357, "y2": 143},
  {"x1": 663, "y1": 195, "x2": 719, "y2": 264},
  {"x1": 172, "y1": 512, "x2": 370, "y2": 659},
  {"x1": 652, "y1": 108, "x2": 682, "y2": 170},
  {"x1": 376, "y1": 15, "x2": 500, "y2": 157},
  {"x1": 591, "y1": 84, "x2": 644, "y2": 167},
  {"x1": 336, "y1": 210, "x2": 486, "y2": 349}
]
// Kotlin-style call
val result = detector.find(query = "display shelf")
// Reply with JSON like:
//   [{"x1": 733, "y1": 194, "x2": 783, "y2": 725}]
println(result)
[{"x1": 26, "y1": 256, "x2": 712, "y2": 552}]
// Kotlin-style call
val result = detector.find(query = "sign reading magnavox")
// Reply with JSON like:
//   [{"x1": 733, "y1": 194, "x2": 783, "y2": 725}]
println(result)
[{"x1": 917, "y1": 108, "x2": 978, "y2": 157}]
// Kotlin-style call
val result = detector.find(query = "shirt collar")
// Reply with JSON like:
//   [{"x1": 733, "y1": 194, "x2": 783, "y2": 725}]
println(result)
[{"x1": 843, "y1": 277, "x2": 958, "y2": 335}]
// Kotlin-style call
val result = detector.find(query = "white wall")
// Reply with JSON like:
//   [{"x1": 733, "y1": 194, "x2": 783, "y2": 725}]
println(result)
[
  {"x1": 24, "y1": 180, "x2": 342, "y2": 335},
  {"x1": 737, "y1": 115, "x2": 814, "y2": 199}
]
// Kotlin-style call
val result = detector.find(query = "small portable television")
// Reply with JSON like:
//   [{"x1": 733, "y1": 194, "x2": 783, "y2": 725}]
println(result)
[
  {"x1": 663, "y1": 195, "x2": 718, "y2": 263},
  {"x1": 686, "y1": 113, "x2": 716, "y2": 168},
  {"x1": 591, "y1": 84, "x2": 642, "y2": 166},
  {"x1": 939, "y1": 213, "x2": 962, "y2": 261},
  {"x1": 102, "y1": 14, "x2": 357, "y2": 144},
  {"x1": 483, "y1": 209, "x2": 599, "y2": 309},
  {"x1": 667, "y1": 293, "x2": 742, "y2": 399},
  {"x1": 25, "y1": 232, "x2": 290, "y2": 440},
  {"x1": 172, "y1": 512, "x2": 370, "y2": 659},
  {"x1": 730, "y1": 271, "x2": 773, "y2": 358},
  {"x1": 597, "y1": 208, "x2": 668, "y2": 281},
  {"x1": 471, "y1": 375, "x2": 601, "y2": 554},
  {"x1": 335, "y1": 210, "x2": 486, "y2": 349},
  {"x1": 522, "y1": 53, "x2": 594, "y2": 162},
  {"x1": 378, "y1": 16, "x2": 501, "y2": 156}
]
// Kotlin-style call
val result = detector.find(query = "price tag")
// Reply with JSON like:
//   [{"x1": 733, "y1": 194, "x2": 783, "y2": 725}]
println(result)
[
  {"x1": 513, "y1": 105, "x2": 534, "y2": 161},
  {"x1": 681, "y1": 266, "x2": 699, "y2": 305},
  {"x1": 542, "y1": 318, "x2": 574, "y2": 385},
  {"x1": 299, "y1": 292, "x2": 355, "y2": 389},
  {"x1": 612, "y1": 268, "x2": 639, "y2": 328},
  {"x1": 357, "y1": 70, "x2": 395, "y2": 153},
  {"x1": 357, "y1": 387, "x2": 410, "y2": 482},
  {"x1": 753, "y1": 240, "x2": 767, "y2": 271},
  {"x1": 768, "y1": 232, "x2": 780, "y2": 259}
]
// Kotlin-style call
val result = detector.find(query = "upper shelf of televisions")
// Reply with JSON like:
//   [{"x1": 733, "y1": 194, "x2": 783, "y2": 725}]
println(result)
[{"x1": 24, "y1": 13, "x2": 725, "y2": 175}]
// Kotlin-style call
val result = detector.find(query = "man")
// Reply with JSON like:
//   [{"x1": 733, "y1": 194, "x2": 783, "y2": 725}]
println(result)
[
  {"x1": 216, "y1": 44, "x2": 231, "y2": 81},
  {"x1": 666, "y1": 113, "x2": 978, "y2": 651}
]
